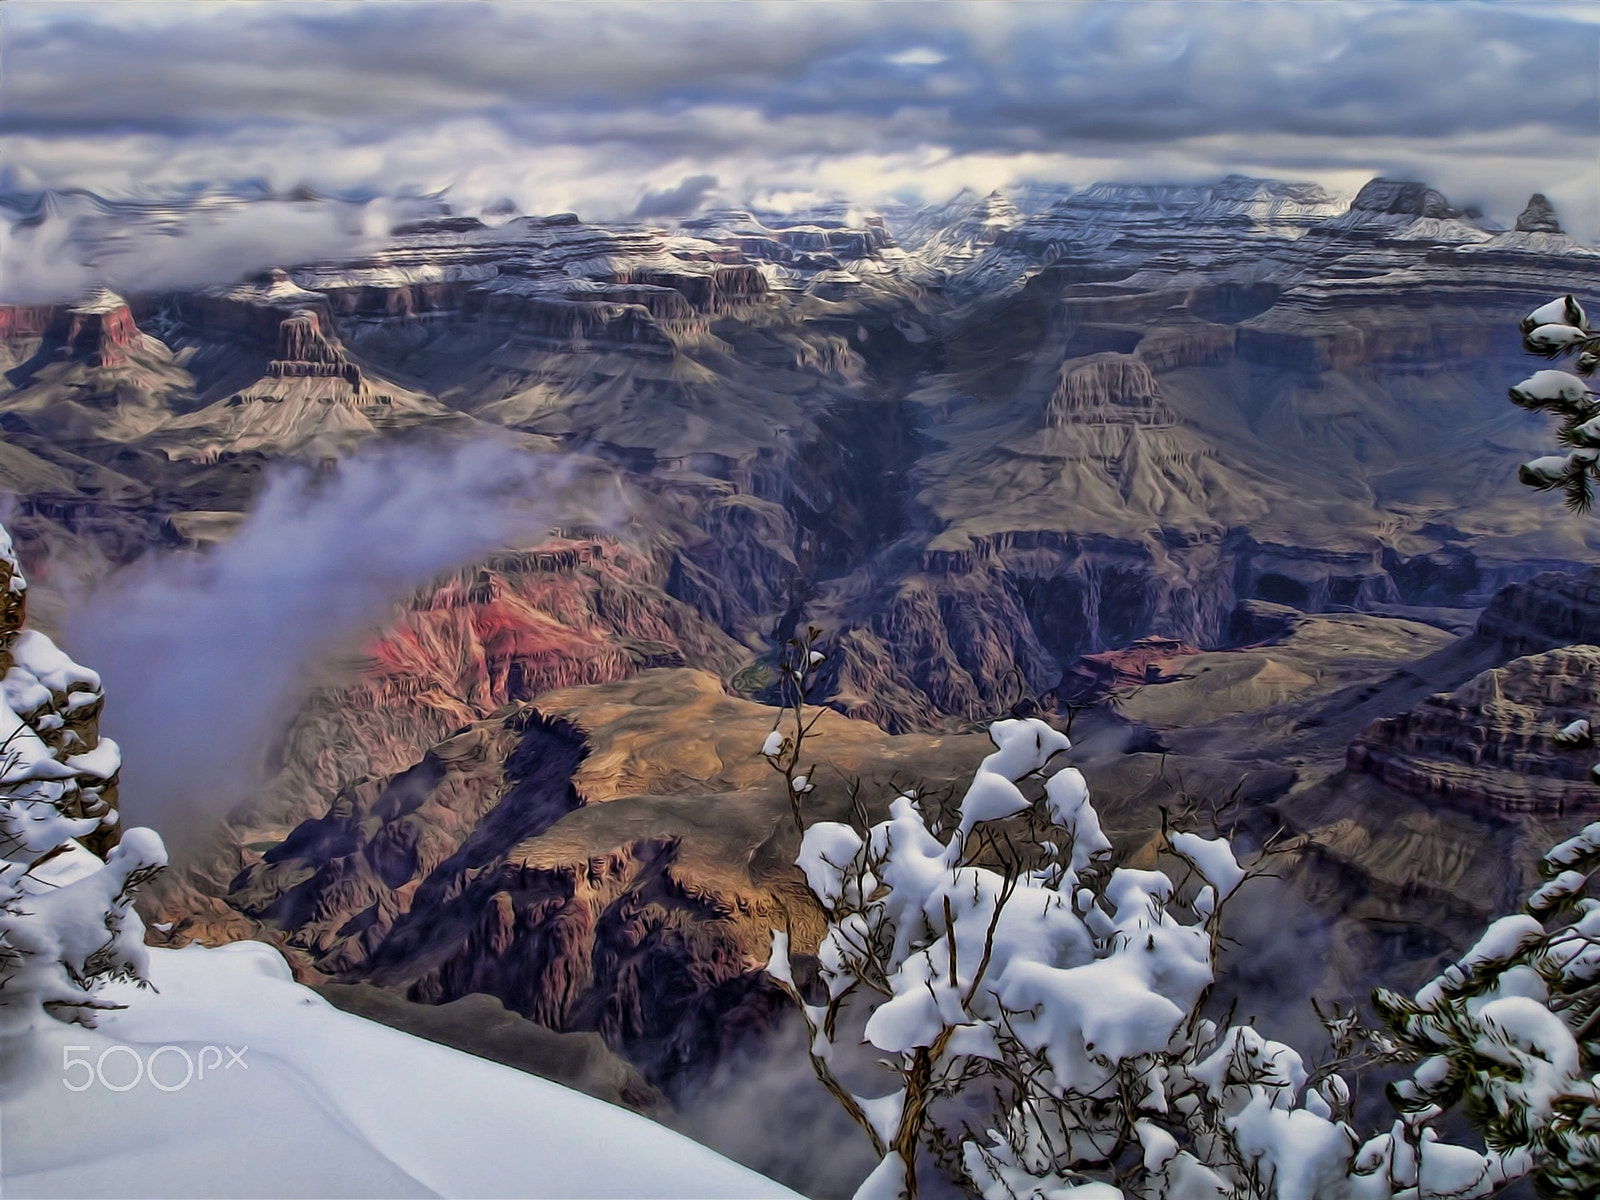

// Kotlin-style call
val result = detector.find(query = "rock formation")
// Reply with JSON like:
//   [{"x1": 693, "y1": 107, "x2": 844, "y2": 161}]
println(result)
[
  {"x1": 267, "y1": 310, "x2": 363, "y2": 391},
  {"x1": 1347, "y1": 645, "x2": 1600, "y2": 814},
  {"x1": 1059, "y1": 635, "x2": 1201, "y2": 702},
  {"x1": 1471, "y1": 568, "x2": 1600, "y2": 658},
  {"x1": 1344, "y1": 177, "x2": 1463, "y2": 221},
  {"x1": 1516, "y1": 194, "x2": 1563, "y2": 235},
  {"x1": 145, "y1": 537, "x2": 749, "y2": 951},
  {"x1": 56, "y1": 288, "x2": 142, "y2": 367},
  {"x1": 0, "y1": 289, "x2": 152, "y2": 371},
  {"x1": 1045, "y1": 354, "x2": 1175, "y2": 427},
  {"x1": 171, "y1": 667, "x2": 1004, "y2": 1093}
]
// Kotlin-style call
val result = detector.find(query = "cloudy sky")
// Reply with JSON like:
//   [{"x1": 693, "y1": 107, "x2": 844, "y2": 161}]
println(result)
[{"x1": 2, "y1": 0, "x2": 1598, "y2": 297}]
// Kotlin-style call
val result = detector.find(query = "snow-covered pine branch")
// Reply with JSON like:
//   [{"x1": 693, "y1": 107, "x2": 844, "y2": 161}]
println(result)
[
  {"x1": 1511, "y1": 295, "x2": 1600, "y2": 514},
  {"x1": 0, "y1": 522, "x2": 167, "y2": 1036}
]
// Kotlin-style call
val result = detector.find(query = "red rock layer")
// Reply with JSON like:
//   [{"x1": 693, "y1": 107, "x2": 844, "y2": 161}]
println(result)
[
  {"x1": 233, "y1": 539, "x2": 744, "y2": 842},
  {"x1": 1060, "y1": 636, "x2": 1203, "y2": 702},
  {"x1": 0, "y1": 305, "x2": 58, "y2": 341},
  {"x1": 59, "y1": 302, "x2": 140, "y2": 367}
]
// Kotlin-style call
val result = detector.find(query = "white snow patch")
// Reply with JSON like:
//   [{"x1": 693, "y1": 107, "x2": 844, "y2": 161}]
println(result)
[{"x1": 5, "y1": 941, "x2": 797, "y2": 1199}]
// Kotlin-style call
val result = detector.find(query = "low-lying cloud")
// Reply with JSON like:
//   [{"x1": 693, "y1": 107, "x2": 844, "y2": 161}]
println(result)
[
  {"x1": 632, "y1": 174, "x2": 719, "y2": 219},
  {"x1": 64, "y1": 438, "x2": 623, "y2": 845}
]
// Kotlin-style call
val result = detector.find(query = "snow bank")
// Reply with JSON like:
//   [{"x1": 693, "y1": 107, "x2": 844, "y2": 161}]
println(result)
[{"x1": 3, "y1": 941, "x2": 796, "y2": 1200}]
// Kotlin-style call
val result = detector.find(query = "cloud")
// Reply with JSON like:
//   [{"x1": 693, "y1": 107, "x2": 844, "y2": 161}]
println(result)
[
  {"x1": 0, "y1": 187, "x2": 425, "y2": 303},
  {"x1": 631, "y1": 173, "x2": 719, "y2": 219},
  {"x1": 885, "y1": 46, "x2": 947, "y2": 67},
  {"x1": 62, "y1": 438, "x2": 624, "y2": 847},
  {"x1": 0, "y1": 0, "x2": 1596, "y2": 293}
]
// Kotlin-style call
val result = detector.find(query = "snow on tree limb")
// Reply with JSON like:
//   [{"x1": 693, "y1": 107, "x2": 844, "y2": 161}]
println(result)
[
  {"x1": 0, "y1": 521, "x2": 167, "y2": 1036},
  {"x1": 765, "y1": 691, "x2": 1600, "y2": 1197}
]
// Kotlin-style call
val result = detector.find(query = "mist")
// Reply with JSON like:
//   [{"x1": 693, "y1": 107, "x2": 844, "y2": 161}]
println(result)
[
  {"x1": 64, "y1": 438, "x2": 623, "y2": 847},
  {"x1": 0, "y1": 188, "x2": 422, "y2": 305}
]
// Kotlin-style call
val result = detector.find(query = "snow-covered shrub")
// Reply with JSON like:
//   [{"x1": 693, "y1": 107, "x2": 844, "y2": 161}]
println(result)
[
  {"x1": 0, "y1": 523, "x2": 166, "y2": 1035},
  {"x1": 764, "y1": 646, "x2": 1600, "y2": 1198}
]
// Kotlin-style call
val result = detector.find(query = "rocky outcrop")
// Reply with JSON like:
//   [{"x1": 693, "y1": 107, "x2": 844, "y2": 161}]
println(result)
[
  {"x1": 1471, "y1": 568, "x2": 1600, "y2": 657},
  {"x1": 0, "y1": 291, "x2": 148, "y2": 368},
  {"x1": 56, "y1": 289, "x2": 141, "y2": 367},
  {"x1": 1347, "y1": 645, "x2": 1600, "y2": 814},
  {"x1": 1059, "y1": 635, "x2": 1201, "y2": 702},
  {"x1": 1346, "y1": 178, "x2": 1464, "y2": 221},
  {"x1": 267, "y1": 310, "x2": 363, "y2": 391},
  {"x1": 1046, "y1": 354, "x2": 1175, "y2": 427},
  {"x1": 1516, "y1": 194, "x2": 1563, "y2": 235}
]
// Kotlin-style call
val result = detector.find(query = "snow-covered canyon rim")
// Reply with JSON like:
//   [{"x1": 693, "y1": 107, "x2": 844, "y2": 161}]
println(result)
[{"x1": 3, "y1": 940, "x2": 797, "y2": 1199}]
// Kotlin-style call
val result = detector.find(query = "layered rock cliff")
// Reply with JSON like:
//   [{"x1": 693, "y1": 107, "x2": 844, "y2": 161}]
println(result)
[
  {"x1": 1045, "y1": 354, "x2": 1175, "y2": 427},
  {"x1": 56, "y1": 288, "x2": 142, "y2": 367},
  {"x1": 152, "y1": 537, "x2": 747, "y2": 942},
  {"x1": 1347, "y1": 645, "x2": 1600, "y2": 814},
  {"x1": 267, "y1": 310, "x2": 363, "y2": 391},
  {"x1": 1471, "y1": 568, "x2": 1600, "y2": 656}
]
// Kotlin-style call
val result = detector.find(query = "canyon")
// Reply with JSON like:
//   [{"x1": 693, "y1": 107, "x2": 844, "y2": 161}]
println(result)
[{"x1": 7, "y1": 174, "x2": 1600, "y2": 1193}]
